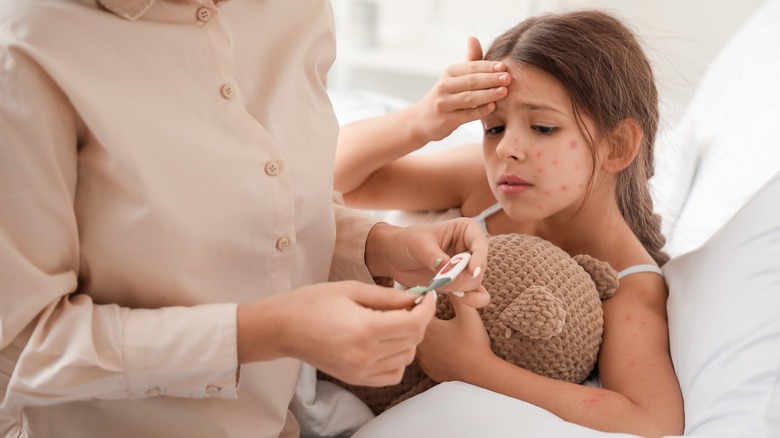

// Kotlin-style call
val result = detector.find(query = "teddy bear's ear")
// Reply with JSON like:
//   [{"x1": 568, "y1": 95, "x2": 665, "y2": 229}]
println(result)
[
  {"x1": 499, "y1": 285, "x2": 565, "y2": 340},
  {"x1": 573, "y1": 254, "x2": 619, "y2": 300}
]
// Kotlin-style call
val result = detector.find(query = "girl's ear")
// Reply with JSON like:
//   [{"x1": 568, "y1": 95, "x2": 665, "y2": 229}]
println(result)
[{"x1": 601, "y1": 119, "x2": 642, "y2": 173}]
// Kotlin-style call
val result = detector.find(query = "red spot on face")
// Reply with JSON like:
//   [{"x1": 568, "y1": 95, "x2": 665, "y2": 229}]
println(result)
[
  {"x1": 536, "y1": 151, "x2": 544, "y2": 158},
  {"x1": 537, "y1": 167, "x2": 545, "y2": 174},
  {"x1": 578, "y1": 184, "x2": 584, "y2": 189},
  {"x1": 544, "y1": 190, "x2": 551, "y2": 196},
  {"x1": 552, "y1": 159, "x2": 558, "y2": 166},
  {"x1": 570, "y1": 141, "x2": 577, "y2": 149},
  {"x1": 623, "y1": 314, "x2": 633, "y2": 322},
  {"x1": 561, "y1": 185, "x2": 568, "y2": 191}
]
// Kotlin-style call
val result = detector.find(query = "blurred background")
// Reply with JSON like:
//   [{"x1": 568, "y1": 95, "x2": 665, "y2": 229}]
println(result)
[{"x1": 328, "y1": 0, "x2": 764, "y2": 130}]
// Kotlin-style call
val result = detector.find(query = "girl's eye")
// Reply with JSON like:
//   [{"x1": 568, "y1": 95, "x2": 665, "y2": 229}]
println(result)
[
  {"x1": 485, "y1": 125, "x2": 505, "y2": 137},
  {"x1": 532, "y1": 125, "x2": 557, "y2": 135}
]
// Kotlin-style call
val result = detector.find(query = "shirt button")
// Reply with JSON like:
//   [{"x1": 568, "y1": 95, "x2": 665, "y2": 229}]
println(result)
[
  {"x1": 196, "y1": 7, "x2": 212, "y2": 22},
  {"x1": 145, "y1": 387, "x2": 161, "y2": 397},
  {"x1": 264, "y1": 161, "x2": 280, "y2": 176},
  {"x1": 220, "y1": 83, "x2": 234, "y2": 99},
  {"x1": 205, "y1": 384, "x2": 220, "y2": 396},
  {"x1": 276, "y1": 237, "x2": 291, "y2": 251}
]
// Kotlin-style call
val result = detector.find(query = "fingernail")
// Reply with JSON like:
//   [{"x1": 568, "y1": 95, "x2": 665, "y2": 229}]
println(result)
[
  {"x1": 432, "y1": 290, "x2": 438, "y2": 302},
  {"x1": 433, "y1": 257, "x2": 443, "y2": 269},
  {"x1": 407, "y1": 286, "x2": 428, "y2": 295},
  {"x1": 493, "y1": 62, "x2": 503, "y2": 71},
  {"x1": 414, "y1": 294, "x2": 424, "y2": 305},
  {"x1": 498, "y1": 73, "x2": 507, "y2": 83},
  {"x1": 472, "y1": 266, "x2": 482, "y2": 278},
  {"x1": 452, "y1": 291, "x2": 464, "y2": 298}
]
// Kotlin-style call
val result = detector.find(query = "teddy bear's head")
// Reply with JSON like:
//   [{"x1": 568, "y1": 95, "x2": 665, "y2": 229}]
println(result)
[{"x1": 320, "y1": 233, "x2": 618, "y2": 415}]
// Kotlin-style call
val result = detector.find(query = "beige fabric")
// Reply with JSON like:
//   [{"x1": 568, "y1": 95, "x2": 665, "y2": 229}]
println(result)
[{"x1": 0, "y1": 0, "x2": 377, "y2": 436}]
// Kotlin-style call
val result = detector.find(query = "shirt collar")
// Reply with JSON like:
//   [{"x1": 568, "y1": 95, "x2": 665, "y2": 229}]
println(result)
[{"x1": 97, "y1": 0, "x2": 156, "y2": 20}]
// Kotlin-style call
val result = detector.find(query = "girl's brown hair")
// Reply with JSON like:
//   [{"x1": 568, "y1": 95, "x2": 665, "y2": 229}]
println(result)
[{"x1": 485, "y1": 10, "x2": 669, "y2": 265}]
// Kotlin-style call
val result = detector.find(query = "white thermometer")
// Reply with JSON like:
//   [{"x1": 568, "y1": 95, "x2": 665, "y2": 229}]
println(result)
[{"x1": 407, "y1": 252, "x2": 472, "y2": 304}]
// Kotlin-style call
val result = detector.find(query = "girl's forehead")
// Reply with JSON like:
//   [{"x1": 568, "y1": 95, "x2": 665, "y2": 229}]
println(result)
[
  {"x1": 499, "y1": 61, "x2": 572, "y2": 114},
  {"x1": 506, "y1": 62, "x2": 569, "y2": 98}
]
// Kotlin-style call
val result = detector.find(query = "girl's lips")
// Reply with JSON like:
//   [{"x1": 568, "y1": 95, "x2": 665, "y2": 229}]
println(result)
[{"x1": 497, "y1": 175, "x2": 533, "y2": 195}]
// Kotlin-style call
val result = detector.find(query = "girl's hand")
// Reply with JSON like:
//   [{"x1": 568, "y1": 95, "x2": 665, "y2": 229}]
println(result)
[
  {"x1": 408, "y1": 36, "x2": 511, "y2": 143},
  {"x1": 237, "y1": 280, "x2": 437, "y2": 387},
  {"x1": 416, "y1": 295, "x2": 495, "y2": 383},
  {"x1": 365, "y1": 218, "x2": 490, "y2": 308}
]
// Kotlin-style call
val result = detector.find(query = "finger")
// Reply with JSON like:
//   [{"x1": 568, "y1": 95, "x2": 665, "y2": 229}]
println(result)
[
  {"x1": 451, "y1": 218, "x2": 489, "y2": 278},
  {"x1": 350, "y1": 284, "x2": 419, "y2": 311},
  {"x1": 354, "y1": 288, "x2": 437, "y2": 338},
  {"x1": 465, "y1": 36, "x2": 483, "y2": 62},
  {"x1": 450, "y1": 295, "x2": 486, "y2": 327},
  {"x1": 436, "y1": 88, "x2": 506, "y2": 116},
  {"x1": 445, "y1": 286, "x2": 490, "y2": 309},
  {"x1": 442, "y1": 70, "x2": 510, "y2": 94},
  {"x1": 446, "y1": 60, "x2": 507, "y2": 79},
  {"x1": 358, "y1": 355, "x2": 415, "y2": 387}
]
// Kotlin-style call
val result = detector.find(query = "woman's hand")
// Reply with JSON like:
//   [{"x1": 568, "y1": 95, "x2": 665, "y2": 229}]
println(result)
[
  {"x1": 236, "y1": 280, "x2": 437, "y2": 387},
  {"x1": 364, "y1": 218, "x2": 490, "y2": 308},
  {"x1": 406, "y1": 36, "x2": 511, "y2": 143},
  {"x1": 416, "y1": 295, "x2": 495, "y2": 383}
]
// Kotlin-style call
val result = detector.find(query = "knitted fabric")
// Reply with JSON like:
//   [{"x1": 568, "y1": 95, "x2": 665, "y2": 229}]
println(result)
[{"x1": 320, "y1": 233, "x2": 618, "y2": 415}]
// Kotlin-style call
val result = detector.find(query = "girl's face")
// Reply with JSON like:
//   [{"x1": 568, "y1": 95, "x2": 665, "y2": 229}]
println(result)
[{"x1": 481, "y1": 62, "x2": 605, "y2": 223}]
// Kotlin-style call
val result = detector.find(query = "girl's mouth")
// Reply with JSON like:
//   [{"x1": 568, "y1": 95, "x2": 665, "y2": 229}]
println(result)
[{"x1": 498, "y1": 175, "x2": 533, "y2": 194}]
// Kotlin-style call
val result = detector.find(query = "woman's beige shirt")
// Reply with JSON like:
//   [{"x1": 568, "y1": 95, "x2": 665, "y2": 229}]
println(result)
[{"x1": 0, "y1": 0, "x2": 378, "y2": 436}]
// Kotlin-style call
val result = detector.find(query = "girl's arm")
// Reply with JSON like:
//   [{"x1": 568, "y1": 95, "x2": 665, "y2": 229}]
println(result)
[
  {"x1": 334, "y1": 37, "x2": 510, "y2": 197},
  {"x1": 339, "y1": 143, "x2": 486, "y2": 212},
  {"x1": 418, "y1": 273, "x2": 684, "y2": 438}
]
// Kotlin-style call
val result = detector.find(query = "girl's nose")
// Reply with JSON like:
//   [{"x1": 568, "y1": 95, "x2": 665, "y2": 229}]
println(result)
[{"x1": 496, "y1": 137, "x2": 527, "y2": 162}]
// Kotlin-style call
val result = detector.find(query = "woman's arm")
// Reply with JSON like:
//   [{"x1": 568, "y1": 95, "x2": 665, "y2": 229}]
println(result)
[
  {"x1": 417, "y1": 274, "x2": 684, "y2": 438},
  {"x1": 334, "y1": 37, "x2": 510, "y2": 196}
]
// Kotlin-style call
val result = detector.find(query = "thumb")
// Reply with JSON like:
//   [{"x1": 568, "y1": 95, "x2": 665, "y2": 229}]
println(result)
[
  {"x1": 450, "y1": 295, "x2": 484, "y2": 329},
  {"x1": 465, "y1": 36, "x2": 483, "y2": 62}
]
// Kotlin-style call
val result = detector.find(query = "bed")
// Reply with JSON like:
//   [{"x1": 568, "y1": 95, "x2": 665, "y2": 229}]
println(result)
[{"x1": 300, "y1": 1, "x2": 780, "y2": 436}]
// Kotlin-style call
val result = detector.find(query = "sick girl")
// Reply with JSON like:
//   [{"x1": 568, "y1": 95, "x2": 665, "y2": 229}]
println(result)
[{"x1": 334, "y1": 10, "x2": 684, "y2": 437}]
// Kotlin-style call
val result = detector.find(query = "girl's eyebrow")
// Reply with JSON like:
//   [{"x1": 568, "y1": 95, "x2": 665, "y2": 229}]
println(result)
[{"x1": 521, "y1": 102, "x2": 566, "y2": 114}]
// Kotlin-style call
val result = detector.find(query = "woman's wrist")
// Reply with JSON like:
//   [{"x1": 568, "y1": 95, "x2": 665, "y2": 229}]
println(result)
[
  {"x1": 364, "y1": 222, "x2": 397, "y2": 279},
  {"x1": 236, "y1": 299, "x2": 286, "y2": 364}
]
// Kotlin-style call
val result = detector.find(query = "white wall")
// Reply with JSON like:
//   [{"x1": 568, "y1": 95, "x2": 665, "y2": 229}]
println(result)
[{"x1": 329, "y1": 0, "x2": 765, "y2": 128}]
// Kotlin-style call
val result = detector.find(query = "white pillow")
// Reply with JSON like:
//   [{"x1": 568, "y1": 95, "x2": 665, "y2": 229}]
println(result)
[
  {"x1": 652, "y1": 0, "x2": 780, "y2": 257},
  {"x1": 353, "y1": 381, "x2": 643, "y2": 438},
  {"x1": 663, "y1": 170, "x2": 780, "y2": 437}
]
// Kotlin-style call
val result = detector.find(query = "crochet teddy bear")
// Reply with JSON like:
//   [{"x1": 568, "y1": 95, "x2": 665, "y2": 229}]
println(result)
[{"x1": 320, "y1": 233, "x2": 619, "y2": 415}]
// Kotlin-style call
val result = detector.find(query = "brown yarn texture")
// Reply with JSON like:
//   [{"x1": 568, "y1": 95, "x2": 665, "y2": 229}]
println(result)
[{"x1": 320, "y1": 233, "x2": 618, "y2": 415}]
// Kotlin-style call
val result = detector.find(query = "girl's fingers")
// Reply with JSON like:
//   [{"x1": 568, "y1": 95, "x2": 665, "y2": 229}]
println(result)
[
  {"x1": 465, "y1": 36, "x2": 484, "y2": 62},
  {"x1": 446, "y1": 60, "x2": 506, "y2": 78}
]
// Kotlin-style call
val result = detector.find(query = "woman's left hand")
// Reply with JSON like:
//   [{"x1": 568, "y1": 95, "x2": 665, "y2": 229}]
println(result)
[{"x1": 365, "y1": 218, "x2": 489, "y2": 308}]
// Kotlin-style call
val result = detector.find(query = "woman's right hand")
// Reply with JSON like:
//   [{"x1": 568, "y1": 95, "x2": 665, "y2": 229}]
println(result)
[{"x1": 236, "y1": 280, "x2": 437, "y2": 387}]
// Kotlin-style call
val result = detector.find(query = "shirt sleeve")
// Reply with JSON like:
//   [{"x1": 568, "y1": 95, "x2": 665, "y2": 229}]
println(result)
[
  {"x1": 328, "y1": 193, "x2": 382, "y2": 284},
  {"x1": 0, "y1": 35, "x2": 238, "y2": 410}
]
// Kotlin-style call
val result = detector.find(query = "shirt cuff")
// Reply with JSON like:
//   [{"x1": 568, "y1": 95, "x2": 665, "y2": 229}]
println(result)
[
  {"x1": 329, "y1": 200, "x2": 380, "y2": 284},
  {"x1": 122, "y1": 302, "x2": 239, "y2": 399}
]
